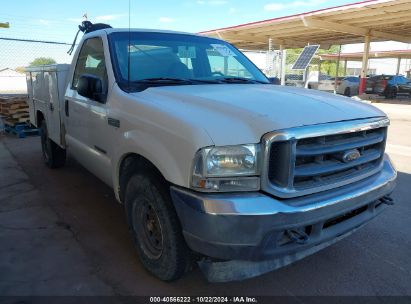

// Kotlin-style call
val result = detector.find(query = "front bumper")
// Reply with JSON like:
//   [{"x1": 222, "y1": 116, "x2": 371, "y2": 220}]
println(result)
[{"x1": 170, "y1": 156, "x2": 396, "y2": 261}]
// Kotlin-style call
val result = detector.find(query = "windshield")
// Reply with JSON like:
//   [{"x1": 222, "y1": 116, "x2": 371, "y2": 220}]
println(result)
[{"x1": 108, "y1": 32, "x2": 269, "y2": 91}]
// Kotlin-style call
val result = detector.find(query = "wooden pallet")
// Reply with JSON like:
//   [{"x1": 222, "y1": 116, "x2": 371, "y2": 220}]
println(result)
[
  {"x1": 4, "y1": 117, "x2": 30, "y2": 125},
  {"x1": 11, "y1": 114, "x2": 29, "y2": 120},
  {"x1": 0, "y1": 96, "x2": 27, "y2": 102},
  {"x1": 0, "y1": 98, "x2": 27, "y2": 109},
  {"x1": 4, "y1": 122, "x2": 39, "y2": 138},
  {"x1": 0, "y1": 102, "x2": 28, "y2": 114},
  {"x1": 0, "y1": 96, "x2": 30, "y2": 125}
]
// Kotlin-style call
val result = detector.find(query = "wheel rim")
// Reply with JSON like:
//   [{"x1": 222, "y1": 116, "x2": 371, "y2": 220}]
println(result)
[{"x1": 135, "y1": 199, "x2": 163, "y2": 260}]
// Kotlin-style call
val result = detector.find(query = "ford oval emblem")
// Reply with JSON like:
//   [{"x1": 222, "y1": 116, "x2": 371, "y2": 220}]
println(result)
[{"x1": 342, "y1": 149, "x2": 361, "y2": 163}]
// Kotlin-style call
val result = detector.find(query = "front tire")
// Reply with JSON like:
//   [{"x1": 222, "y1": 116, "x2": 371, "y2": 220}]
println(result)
[
  {"x1": 40, "y1": 120, "x2": 66, "y2": 168},
  {"x1": 344, "y1": 87, "x2": 351, "y2": 97},
  {"x1": 125, "y1": 173, "x2": 192, "y2": 281}
]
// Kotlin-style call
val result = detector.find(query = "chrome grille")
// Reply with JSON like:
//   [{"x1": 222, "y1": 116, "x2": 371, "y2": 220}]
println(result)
[
  {"x1": 293, "y1": 127, "x2": 385, "y2": 188},
  {"x1": 262, "y1": 118, "x2": 389, "y2": 198}
]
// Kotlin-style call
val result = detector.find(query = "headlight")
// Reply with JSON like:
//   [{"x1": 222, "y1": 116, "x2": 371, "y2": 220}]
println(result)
[{"x1": 191, "y1": 144, "x2": 260, "y2": 192}]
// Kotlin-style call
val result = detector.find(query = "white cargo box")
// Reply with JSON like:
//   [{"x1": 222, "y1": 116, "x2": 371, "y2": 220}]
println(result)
[{"x1": 25, "y1": 64, "x2": 70, "y2": 147}]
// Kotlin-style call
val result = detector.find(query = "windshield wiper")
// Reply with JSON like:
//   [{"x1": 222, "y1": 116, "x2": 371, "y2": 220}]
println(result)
[
  {"x1": 137, "y1": 78, "x2": 221, "y2": 84},
  {"x1": 127, "y1": 77, "x2": 213, "y2": 92},
  {"x1": 134, "y1": 77, "x2": 193, "y2": 84},
  {"x1": 217, "y1": 77, "x2": 267, "y2": 84},
  {"x1": 126, "y1": 77, "x2": 264, "y2": 92},
  {"x1": 188, "y1": 79, "x2": 221, "y2": 84}
]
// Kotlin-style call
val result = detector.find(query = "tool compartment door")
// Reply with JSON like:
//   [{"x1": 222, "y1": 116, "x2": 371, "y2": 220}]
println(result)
[
  {"x1": 25, "y1": 72, "x2": 35, "y2": 125},
  {"x1": 44, "y1": 70, "x2": 62, "y2": 145}
]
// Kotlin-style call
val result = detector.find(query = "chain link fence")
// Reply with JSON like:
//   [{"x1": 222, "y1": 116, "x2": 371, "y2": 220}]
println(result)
[
  {"x1": 244, "y1": 48, "x2": 335, "y2": 88},
  {"x1": 0, "y1": 37, "x2": 76, "y2": 94},
  {"x1": 2, "y1": 37, "x2": 408, "y2": 96}
]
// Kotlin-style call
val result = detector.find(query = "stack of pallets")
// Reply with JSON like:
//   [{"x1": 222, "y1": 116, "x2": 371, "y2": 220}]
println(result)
[
  {"x1": 0, "y1": 96, "x2": 30, "y2": 125},
  {"x1": 0, "y1": 96, "x2": 39, "y2": 138}
]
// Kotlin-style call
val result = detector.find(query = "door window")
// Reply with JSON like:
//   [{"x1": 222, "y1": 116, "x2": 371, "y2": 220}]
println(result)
[{"x1": 72, "y1": 37, "x2": 108, "y2": 92}]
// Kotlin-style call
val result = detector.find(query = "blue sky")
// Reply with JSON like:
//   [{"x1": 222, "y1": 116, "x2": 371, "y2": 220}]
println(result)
[
  {"x1": 0, "y1": 0, "x2": 357, "y2": 42},
  {"x1": 1, "y1": 1, "x2": 408, "y2": 74}
]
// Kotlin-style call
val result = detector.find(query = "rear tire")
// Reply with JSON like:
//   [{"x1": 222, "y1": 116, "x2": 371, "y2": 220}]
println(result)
[
  {"x1": 125, "y1": 172, "x2": 192, "y2": 281},
  {"x1": 344, "y1": 87, "x2": 351, "y2": 97},
  {"x1": 385, "y1": 87, "x2": 397, "y2": 99},
  {"x1": 40, "y1": 120, "x2": 66, "y2": 168}
]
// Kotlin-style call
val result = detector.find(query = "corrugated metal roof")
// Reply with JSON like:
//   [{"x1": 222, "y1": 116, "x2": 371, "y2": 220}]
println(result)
[
  {"x1": 200, "y1": 0, "x2": 411, "y2": 49},
  {"x1": 321, "y1": 49, "x2": 411, "y2": 60}
]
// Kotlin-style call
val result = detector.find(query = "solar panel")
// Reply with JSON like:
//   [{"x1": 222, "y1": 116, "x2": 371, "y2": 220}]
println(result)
[{"x1": 292, "y1": 45, "x2": 320, "y2": 70}]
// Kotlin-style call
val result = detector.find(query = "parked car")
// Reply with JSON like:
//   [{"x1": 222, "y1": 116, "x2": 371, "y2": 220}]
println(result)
[
  {"x1": 336, "y1": 76, "x2": 360, "y2": 96},
  {"x1": 285, "y1": 74, "x2": 304, "y2": 87},
  {"x1": 268, "y1": 76, "x2": 280, "y2": 85},
  {"x1": 25, "y1": 24, "x2": 396, "y2": 282},
  {"x1": 307, "y1": 75, "x2": 344, "y2": 92},
  {"x1": 366, "y1": 75, "x2": 411, "y2": 98}
]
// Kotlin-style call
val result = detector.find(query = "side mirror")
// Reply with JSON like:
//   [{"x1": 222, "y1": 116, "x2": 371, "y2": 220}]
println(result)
[{"x1": 77, "y1": 74, "x2": 106, "y2": 102}]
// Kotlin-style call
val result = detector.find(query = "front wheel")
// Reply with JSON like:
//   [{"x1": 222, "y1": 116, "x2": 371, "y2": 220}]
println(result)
[
  {"x1": 125, "y1": 173, "x2": 192, "y2": 281},
  {"x1": 344, "y1": 87, "x2": 351, "y2": 97},
  {"x1": 40, "y1": 120, "x2": 66, "y2": 168}
]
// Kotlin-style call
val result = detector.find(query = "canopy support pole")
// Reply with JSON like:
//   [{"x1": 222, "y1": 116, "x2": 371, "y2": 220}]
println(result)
[
  {"x1": 318, "y1": 60, "x2": 322, "y2": 82},
  {"x1": 396, "y1": 57, "x2": 401, "y2": 75},
  {"x1": 280, "y1": 45, "x2": 286, "y2": 85},
  {"x1": 334, "y1": 45, "x2": 342, "y2": 93},
  {"x1": 359, "y1": 35, "x2": 371, "y2": 95},
  {"x1": 343, "y1": 59, "x2": 347, "y2": 76}
]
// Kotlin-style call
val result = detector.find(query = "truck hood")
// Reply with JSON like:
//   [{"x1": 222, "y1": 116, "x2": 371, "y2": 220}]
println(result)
[{"x1": 133, "y1": 84, "x2": 386, "y2": 146}]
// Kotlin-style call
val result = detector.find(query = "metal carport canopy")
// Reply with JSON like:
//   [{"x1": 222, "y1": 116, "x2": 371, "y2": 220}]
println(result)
[
  {"x1": 321, "y1": 50, "x2": 411, "y2": 61},
  {"x1": 199, "y1": 0, "x2": 411, "y2": 50},
  {"x1": 321, "y1": 49, "x2": 411, "y2": 76},
  {"x1": 199, "y1": 0, "x2": 411, "y2": 93}
]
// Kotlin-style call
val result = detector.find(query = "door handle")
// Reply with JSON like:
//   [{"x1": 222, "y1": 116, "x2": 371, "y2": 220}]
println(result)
[
  {"x1": 49, "y1": 103, "x2": 54, "y2": 111},
  {"x1": 108, "y1": 117, "x2": 120, "y2": 128},
  {"x1": 65, "y1": 100, "x2": 69, "y2": 117}
]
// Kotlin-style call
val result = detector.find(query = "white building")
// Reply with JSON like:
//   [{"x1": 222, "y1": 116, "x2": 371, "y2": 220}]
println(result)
[{"x1": 0, "y1": 68, "x2": 27, "y2": 94}]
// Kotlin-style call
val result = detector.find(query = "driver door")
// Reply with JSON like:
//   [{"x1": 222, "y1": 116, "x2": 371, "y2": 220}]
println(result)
[{"x1": 65, "y1": 37, "x2": 112, "y2": 185}]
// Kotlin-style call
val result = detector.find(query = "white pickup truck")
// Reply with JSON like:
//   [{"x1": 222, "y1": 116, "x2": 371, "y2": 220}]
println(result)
[{"x1": 25, "y1": 27, "x2": 396, "y2": 282}]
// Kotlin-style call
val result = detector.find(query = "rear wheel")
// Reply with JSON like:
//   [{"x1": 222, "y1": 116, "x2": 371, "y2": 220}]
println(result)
[
  {"x1": 385, "y1": 87, "x2": 397, "y2": 99},
  {"x1": 40, "y1": 120, "x2": 66, "y2": 168},
  {"x1": 125, "y1": 172, "x2": 192, "y2": 281},
  {"x1": 344, "y1": 87, "x2": 351, "y2": 97}
]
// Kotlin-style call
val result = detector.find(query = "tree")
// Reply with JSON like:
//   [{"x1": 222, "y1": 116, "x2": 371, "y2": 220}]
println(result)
[
  {"x1": 15, "y1": 66, "x2": 26, "y2": 73},
  {"x1": 29, "y1": 57, "x2": 56, "y2": 67}
]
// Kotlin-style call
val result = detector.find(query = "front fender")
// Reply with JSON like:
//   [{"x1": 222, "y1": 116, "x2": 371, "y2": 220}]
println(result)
[
  {"x1": 108, "y1": 84, "x2": 215, "y2": 202},
  {"x1": 111, "y1": 127, "x2": 213, "y2": 202}
]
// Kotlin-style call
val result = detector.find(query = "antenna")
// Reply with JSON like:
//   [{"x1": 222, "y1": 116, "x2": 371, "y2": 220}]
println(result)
[{"x1": 127, "y1": 0, "x2": 131, "y2": 91}]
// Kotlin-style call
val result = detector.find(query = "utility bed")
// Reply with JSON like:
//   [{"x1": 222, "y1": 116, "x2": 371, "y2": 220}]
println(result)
[{"x1": 26, "y1": 64, "x2": 70, "y2": 147}]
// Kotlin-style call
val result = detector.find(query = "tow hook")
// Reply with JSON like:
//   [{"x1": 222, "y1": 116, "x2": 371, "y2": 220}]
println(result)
[
  {"x1": 380, "y1": 195, "x2": 394, "y2": 206},
  {"x1": 285, "y1": 229, "x2": 309, "y2": 245}
]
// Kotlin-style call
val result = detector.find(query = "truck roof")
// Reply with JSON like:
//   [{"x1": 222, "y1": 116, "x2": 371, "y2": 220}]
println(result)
[
  {"x1": 102, "y1": 28, "x2": 199, "y2": 37},
  {"x1": 25, "y1": 64, "x2": 70, "y2": 72}
]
